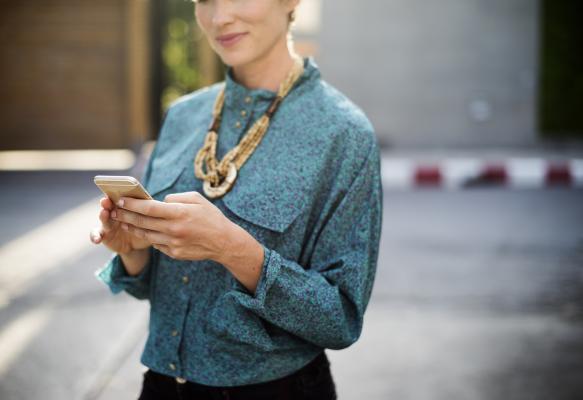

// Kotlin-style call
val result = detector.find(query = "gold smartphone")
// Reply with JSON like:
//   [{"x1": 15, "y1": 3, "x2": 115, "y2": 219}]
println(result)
[{"x1": 94, "y1": 175, "x2": 153, "y2": 204}]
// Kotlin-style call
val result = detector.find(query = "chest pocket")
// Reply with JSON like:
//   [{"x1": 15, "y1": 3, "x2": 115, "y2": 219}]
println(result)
[
  {"x1": 148, "y1": 136, "x2": 314, "y2": 241},
  {"x1": 219, "y1": 166, "x2": 312, "y2": 239}
]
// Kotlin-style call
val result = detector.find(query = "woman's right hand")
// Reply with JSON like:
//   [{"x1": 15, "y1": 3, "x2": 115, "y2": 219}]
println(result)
[{"x1": 89, "y1": 196, "x2": 151, "y2": 254}]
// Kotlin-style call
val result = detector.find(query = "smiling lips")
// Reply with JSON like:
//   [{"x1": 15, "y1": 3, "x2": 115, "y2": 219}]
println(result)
[{"x1": 216, "y1": 32, "x2": 247, "y2": 47}]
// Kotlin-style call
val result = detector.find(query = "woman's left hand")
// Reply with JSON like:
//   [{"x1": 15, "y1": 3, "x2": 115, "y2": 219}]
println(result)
[{"x1": 110, "y1": 191, "x2": 233, "y2": 262}]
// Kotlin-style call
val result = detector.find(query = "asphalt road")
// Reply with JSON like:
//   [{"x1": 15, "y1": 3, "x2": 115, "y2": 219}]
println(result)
[{"x1": 0, "y1": 170, "x2": 582, "y2": 400}]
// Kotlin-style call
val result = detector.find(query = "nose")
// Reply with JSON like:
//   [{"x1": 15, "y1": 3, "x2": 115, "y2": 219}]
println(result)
[{"x1": 211, "y1": 0, "x2": 235, "y2": 27}]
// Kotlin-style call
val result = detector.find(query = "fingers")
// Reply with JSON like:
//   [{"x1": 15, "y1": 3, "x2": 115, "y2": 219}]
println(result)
[
  {"x1": 111, "y1": 208, "x2": 168, "y2": 233},
  {"x1": 122, "y1": 223, "x2": 172, "y2": 245},
  {"x1": 98, "y1": 208, "x2": 115, "y2": 232},
  {"x1": 100, "y1": 196, "x2": 114, "y2": 210},
  {"x1": 152, "y1": 243, "x2": 174, "y2": 258},
  {"x1": 89, "y1": 227, "x2": 104, "y2": 244},
  {"x1": 118, "y1": 197, "x2": 178, "y2": 219},
  {"x1": 99, "y1": 197, "x2": 117, "y2": 233},
  {"x1": 164, "y1": 191, "x2": 206, "y2": 205},
  {"x1": 94, "y1": 200, "x2": 117, "y2": 244}
]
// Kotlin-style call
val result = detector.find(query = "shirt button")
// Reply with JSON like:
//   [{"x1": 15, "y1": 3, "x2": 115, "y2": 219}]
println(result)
[
  {"x1": 171, "y1": 330, "x2": 179, "y2": 337},
  {"x1": 169, "y1": 363, "x2": 176, "y2": 371},
  {"x1": 182, "y1": 276, "x2": 189, "y2": 284},
  {"x1": 176, "y1": 377, "x2": 187, "y2": 384},
  {"x1": 244, "y1": 96, "x2": 252, "y2": 104},
  {"x1": 235, "y1": 121, "x2": 242, "y2": 128},
  {"x1": 240, "y1": 110, "x2": 247, "y2": 117}
]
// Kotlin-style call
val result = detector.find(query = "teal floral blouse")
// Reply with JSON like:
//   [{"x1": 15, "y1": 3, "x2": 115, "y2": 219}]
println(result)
[{"x1": 95, "y1": 56, "x2": 383, "y2": 387}]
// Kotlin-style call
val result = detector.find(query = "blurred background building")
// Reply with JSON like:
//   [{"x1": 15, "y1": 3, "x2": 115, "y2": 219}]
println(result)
[
  {"x1": 318, "y1": 0, "x2": 582, "y2": 148},
  {"x1": 0, "y1": 1, "x2": 153, "y2": 150},
  {"x1": 0, "y1": 0, "x2": 581, "y2": 149}
]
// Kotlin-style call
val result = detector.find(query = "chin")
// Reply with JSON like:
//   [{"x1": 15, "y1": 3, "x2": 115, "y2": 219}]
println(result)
[
  {"x1": 219, "y1": 52, "x2": 254, "y2": 68},
  {"x1": 220, "y1": 56, "x2": 241, "y2": 68}
]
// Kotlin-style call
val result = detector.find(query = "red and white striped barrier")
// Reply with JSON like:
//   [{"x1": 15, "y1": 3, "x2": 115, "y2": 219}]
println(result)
[{"x1": 380, "y1": 157, "x2": 583, "y2": 189}]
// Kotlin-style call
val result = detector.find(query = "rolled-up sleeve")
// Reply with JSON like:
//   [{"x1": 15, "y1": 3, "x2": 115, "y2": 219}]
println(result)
[{"x1": 229, "y1": 143, "x2": 383, "y2": 350}]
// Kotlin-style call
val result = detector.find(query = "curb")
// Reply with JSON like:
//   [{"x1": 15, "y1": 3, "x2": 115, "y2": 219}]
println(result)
[{"x1": 380, "y1": 157, "x2": 583, "y2": 189}]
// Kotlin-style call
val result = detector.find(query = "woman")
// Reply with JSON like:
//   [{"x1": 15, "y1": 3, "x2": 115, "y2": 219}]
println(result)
[{"x1": 90, "y1": 0, "x2": 383, "y2": 398}]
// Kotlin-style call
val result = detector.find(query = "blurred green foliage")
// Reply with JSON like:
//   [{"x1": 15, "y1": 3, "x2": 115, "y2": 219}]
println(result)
[
  {"x1": 160, "y1": 1, "x2": 200, "y2": 112},
  {"x1": 539, "y1": 0, "x2": 583, "y2": 137}
]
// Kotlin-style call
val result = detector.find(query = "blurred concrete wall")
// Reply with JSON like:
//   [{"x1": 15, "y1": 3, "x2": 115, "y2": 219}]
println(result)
[{"x1": 317, "y1": 0, "x2": 540, "y2": 148}]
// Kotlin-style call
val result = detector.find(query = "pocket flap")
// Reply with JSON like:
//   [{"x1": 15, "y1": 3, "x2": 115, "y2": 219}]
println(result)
[
  {"x1": 147, "y1": 162, "x2": 187, "y2": 197},
  {"x1": 221, "y1": 169, "x2": 310, "y2": 233},
  {"x1": 146, "y1": 142, "x2": 192, "y2": 197}
]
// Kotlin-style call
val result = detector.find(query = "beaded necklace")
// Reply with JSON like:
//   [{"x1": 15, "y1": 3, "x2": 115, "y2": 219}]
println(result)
[{"x1": 194, "y1": 54, "x2": 304, "y2": 199}]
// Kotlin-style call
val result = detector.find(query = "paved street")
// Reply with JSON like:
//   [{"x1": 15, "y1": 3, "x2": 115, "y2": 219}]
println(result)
[
  {"x1": 331, "y1": 188, "x2": 583, "y2": 400},
  {"x1": 0, "y1": 161, "x2": 582, "y2": 399}
]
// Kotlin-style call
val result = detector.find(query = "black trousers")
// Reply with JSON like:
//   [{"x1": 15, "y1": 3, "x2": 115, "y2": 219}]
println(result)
[{"x1": 137, "y1": 352, "x2": 337, "y2": 400}]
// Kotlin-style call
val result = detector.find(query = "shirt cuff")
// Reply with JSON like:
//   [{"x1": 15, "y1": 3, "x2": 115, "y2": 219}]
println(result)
[
  {"x1": 94, "y1": 251, "x2": 150, "y2": 295},
  {"x1": 231, "y1": 243, "x2": 281, "y2": 305}
]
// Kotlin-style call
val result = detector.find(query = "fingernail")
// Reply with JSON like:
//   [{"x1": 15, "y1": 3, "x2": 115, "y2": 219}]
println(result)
[
  {"x1": 111, "y1": 210, "x2": 117, "y2": 218},
  {"x1": 121, "y1": 223, "x2": 128, "y2": 230},
  {"x1": 117, "y1": 199, "x2": 124, "y2": 207}
]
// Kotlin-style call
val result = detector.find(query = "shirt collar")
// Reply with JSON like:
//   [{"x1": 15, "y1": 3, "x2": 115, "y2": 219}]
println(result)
[{"x1": 223, "y1": 56, "x2": 321, "y2": 109}]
